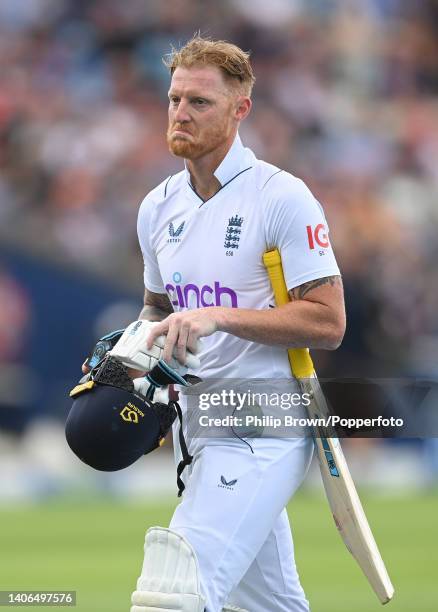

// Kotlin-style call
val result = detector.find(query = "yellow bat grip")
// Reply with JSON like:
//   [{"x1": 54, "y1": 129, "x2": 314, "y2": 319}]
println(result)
[{"x1": 263, "y1": 249, "x2": 315, "y2": 379}]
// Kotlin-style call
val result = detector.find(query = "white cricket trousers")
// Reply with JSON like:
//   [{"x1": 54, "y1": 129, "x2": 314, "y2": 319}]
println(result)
[{"x1": 169, "y1": 436, "x2": 314, "y2": 612}]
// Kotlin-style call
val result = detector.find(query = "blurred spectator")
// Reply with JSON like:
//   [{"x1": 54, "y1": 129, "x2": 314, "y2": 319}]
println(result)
[
  {"x1": 0, "y1": 266, "x2": 30, "y2": 361},
  {"x1": 0, "y1": 0, "x2": 437, "y2": 379},
  {"x1": 0, "y1": 265, "x2": 33, "y2": 432}
]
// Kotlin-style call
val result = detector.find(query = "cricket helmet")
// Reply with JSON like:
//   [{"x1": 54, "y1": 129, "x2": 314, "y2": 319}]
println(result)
[{"x1": 65, "y1": 357, "x2": 176, "y2": 471}]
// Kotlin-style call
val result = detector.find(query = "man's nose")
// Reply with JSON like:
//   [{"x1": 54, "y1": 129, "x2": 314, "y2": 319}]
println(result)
[{"x1": 174, "y1": 100, "x2": 191, "y2": 123}]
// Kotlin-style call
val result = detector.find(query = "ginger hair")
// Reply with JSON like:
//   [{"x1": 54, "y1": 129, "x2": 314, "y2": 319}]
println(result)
[{"x1": 163, "y1": 35, "x2": 256, "y2": 96}]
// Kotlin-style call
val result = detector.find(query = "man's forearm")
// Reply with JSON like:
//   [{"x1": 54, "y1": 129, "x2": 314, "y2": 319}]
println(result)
[
  {"x1": 139, "y1": 304, "x2": 171, "y2": 322},
  {"x1": 215, "y1": 301, "x2": 345, "y2": 350},
  {"x1": 139, "y1": 290, "x2": 174, "y2": 322},
  {"x1": 143, "y1": 280, "x2": 345, "y2": 364}
]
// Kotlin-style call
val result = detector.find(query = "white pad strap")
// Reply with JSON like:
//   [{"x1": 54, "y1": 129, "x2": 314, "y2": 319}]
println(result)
[
  {"x1": 131, "y1": 527, "x2": 205, "y2": 612},
  {"x1": 222, "y1": 607, "x2": 248, "y2": 612}
]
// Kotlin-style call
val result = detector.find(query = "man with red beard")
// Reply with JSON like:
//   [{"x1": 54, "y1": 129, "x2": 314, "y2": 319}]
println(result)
[{"x1": 130, "y1": 36, "x2": 345, "y2": 612}]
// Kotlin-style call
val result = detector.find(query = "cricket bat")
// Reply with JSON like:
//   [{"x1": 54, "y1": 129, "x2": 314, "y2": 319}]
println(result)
[{"x1": 263, "y1": 248, "x2": 394, "y2": 605}]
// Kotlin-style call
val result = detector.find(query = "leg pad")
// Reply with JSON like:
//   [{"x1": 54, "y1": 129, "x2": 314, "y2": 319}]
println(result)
[{"x1": 130, "y1": 527, "x2": 205, "y2": 612}]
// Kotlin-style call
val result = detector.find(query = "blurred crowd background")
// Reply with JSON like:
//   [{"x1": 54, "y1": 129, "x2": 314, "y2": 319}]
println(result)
[{"x1": 1, "y1": 0, "x2": 438, "y2": 500}]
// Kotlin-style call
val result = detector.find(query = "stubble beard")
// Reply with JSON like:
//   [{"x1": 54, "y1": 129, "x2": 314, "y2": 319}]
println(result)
[
  {"x1": 167, "y1": 118, "x2": 230, "y2": 161},
  {"x1": 167, "y1": 132, "x2": 198, "y2": 158}
]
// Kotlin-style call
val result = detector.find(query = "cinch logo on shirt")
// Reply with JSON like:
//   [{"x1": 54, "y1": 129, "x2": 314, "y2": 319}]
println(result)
[{"x1": 165, "y1": 273, "x2": 238, "y2": 309}]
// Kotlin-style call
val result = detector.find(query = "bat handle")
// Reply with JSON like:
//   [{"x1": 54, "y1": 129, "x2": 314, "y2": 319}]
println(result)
[
  {"x1": 263, "y1": 249, "x2": 315, "y2": 379},
  {"x1": 287, "y1": 348, "x2": 314, "y2": 379}
]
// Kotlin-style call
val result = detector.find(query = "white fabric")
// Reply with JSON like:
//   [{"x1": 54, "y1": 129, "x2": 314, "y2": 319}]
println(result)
[
  {"x1": 110, "y1": 320, "x2": 200, "y2": 372},
  {"x1": 136, "y1": 133, "x2": 338, "y2": 610},
  {"x1": 226, "y1": 511, "x2": 309, "y2": 612},
  {"x1": 131, "y1": 527, "x2": 205, "y2": 612},
  {"x1": 222, "y1": 606, "x2": 247, "y2": 611},
  {"x1": 137, "y1": 133, "x2": 340, "y2": 381},
  {"x1": 169, "y1": 437, "x2": 313, "y2": 611}
]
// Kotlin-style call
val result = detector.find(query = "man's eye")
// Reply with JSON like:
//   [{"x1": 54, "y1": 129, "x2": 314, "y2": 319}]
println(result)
[
  {"x1": 170, "y1": 97, "x2": 179, "y2": 104},
  {"x1": 194, "y1": 99, "x2": 206, "y2": 105}
]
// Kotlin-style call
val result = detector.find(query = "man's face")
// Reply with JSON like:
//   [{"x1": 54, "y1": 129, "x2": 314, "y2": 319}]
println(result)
[{"x1": 167, "y1": 65, "x2": 239, "y2": 160}]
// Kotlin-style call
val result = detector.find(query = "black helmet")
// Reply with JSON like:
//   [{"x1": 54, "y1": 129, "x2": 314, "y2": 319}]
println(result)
[{"x1": 65, "y1": 357, "x2": 176, "y2": 472}]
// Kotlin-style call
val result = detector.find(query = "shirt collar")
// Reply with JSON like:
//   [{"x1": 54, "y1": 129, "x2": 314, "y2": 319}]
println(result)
[{"x1": 184, "y1": 132, "x2": 255, "y2": 189}]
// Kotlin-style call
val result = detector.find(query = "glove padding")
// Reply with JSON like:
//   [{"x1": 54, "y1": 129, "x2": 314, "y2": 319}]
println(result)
[
  {"x1": 134, "y1": 380, "x2": 170, "y2": 404},
  {"x1": 85, "y1": 328, "x2": 125, "y2": 371},
  {"x1": 109, "y1": 320, "x2": 201, "y2": 374},
  {"x1": 134, "y1": 360, "x2": 202, "y2": 401}
]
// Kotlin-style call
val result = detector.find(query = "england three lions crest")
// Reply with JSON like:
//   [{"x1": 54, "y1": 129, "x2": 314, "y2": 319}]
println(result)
[{"x1": 224, "y1": 215, "x2": 243, "y2": 255}]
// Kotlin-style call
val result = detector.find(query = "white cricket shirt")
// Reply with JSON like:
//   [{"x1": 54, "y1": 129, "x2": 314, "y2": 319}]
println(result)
[{"x1": 137, "y1": 134, "x2": 340, "y2": 380}]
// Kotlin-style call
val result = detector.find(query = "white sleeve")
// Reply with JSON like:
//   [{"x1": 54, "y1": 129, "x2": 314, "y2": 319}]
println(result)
[
  {"x1": 264, "y1": 175, "x2": 340, "y2": 290},
  {"x1": 137, "y1": 195, "x2": 166, "y2": 293}
]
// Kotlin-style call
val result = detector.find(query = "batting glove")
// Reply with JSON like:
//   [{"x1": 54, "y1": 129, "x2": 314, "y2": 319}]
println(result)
[{"x1": 109, "y1": 319, "x2": 201, "y2": 373}]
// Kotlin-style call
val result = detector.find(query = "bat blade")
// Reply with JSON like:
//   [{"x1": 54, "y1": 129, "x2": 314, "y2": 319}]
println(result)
[
  {"x1": 303, "y1": 378, "x2": 394, "y2": 604},
  {"x1": 262, "y1": 248, "x2": 394, "y2": 604}
]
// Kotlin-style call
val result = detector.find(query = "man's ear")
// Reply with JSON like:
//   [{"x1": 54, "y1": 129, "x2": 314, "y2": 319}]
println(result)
[{"x1": 235, "y1": 96, "x2": 252, "y2": 121}]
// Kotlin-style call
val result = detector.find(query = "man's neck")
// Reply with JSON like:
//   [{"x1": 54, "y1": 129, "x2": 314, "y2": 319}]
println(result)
[{"x1": 186, "y1": 134, "x2": 236, "y2": 201}]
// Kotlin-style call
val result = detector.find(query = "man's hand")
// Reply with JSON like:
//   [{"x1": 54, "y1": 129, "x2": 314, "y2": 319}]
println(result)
[
  {"x1": 111, "y1": 319, "x2": 201, "y2": 372},
  {"x1": 146, "y1": 308, "x2": 222, "y2": 365}
]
